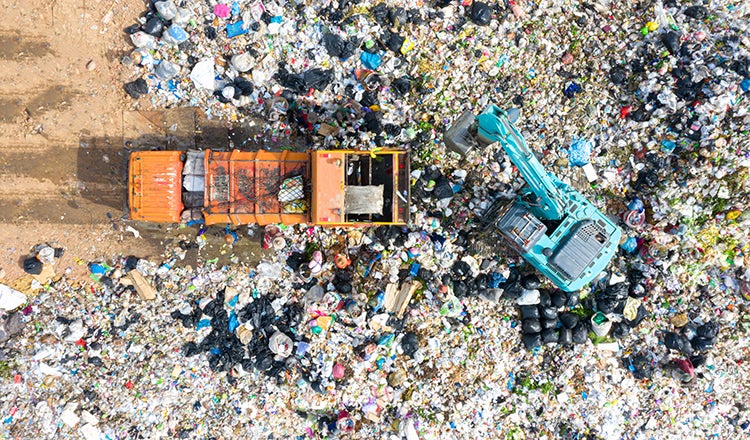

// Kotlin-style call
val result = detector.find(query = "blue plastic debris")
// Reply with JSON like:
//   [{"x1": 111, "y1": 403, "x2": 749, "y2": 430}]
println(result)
[
  {"x1": 228, "y1": 312, "x2": 239, "y2": 332},
  {"x1": 89, "y1": 263, "x2": 107, "y2": 275},
  {"x1": 360, "y1": 52, "x2": 382, "y2": 70},
  {"x1": 741, "y1": 78, "x2": 750, "y2": 93},
  {"x1": 568, "y1": 137, "x2": 593, "y2": 166},
  {"x1": 371, "y1": 291, "x2": 385, "y2": 312},
  {"x1": 489, "y1": 272, "x2": 506, "y2": 288},
  {"x1": 621, "y1": 237, "x2": 638, "y2": 253},
  {"x1": 296, "y1": 341, "x2": 310, "y2": 357},
  {"x1": 563, "y1": 81, "x2": 582, "y2": 98},
  {"x1": 227, "y1": 21, "x2": 248, "y2": 38},
  {"x1": 196, "y1": 318, "x2": 211, "y2": 330},
  {"x1": 661, "y1": 140, "x2": 676, "y2": 153},
  {"x1": 409, "y1": 262, "x2": 421, "y2": 277}
]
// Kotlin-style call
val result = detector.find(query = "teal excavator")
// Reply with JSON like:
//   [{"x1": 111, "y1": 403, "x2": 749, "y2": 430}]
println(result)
[{"x1": 445, "y1": 105, "x2": 622, "y2": 292}]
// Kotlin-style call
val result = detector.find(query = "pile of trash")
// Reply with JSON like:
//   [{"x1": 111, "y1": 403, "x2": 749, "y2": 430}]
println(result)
[{"x1": 2, "y1": 0, "x2": 750, "y2": 438}]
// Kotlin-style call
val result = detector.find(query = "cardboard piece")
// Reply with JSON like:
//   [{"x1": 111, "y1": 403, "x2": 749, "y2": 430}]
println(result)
[
  {"x1": 126, "y1": 271, "x2": 157, "y2": 300},
  {"x1": 384, "y1": 280, "x2": 420, "y2": 318}
]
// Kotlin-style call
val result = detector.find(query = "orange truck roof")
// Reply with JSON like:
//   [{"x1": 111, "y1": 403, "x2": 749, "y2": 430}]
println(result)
[{"x1": 128, "y1": 151, "x2": 184, "y2": 223}]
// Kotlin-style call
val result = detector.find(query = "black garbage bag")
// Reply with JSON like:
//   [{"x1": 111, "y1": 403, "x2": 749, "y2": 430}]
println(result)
[
  {"x1": 474, "y1": 273, "x2": 489, "y2": 291},
  {"x1": 234, "y1": 76, "x2": 254, "y2": 96},
  {"x1": 453, "y1": 280, "x2": 469, "y2": 297},
  {"x1": 401, "y1": 332, "x2": 419, "y2": 357},
  {"x1": 662, "y1": 31, "x2": 681, "y2": 56},
  {"x1": 392, "y1": 76, "x2": 411, "y2": 95},
  {"x1": 286, "y1": 252, "x2": 306, "y2": 271},
  {"x1": 363, "y1": 111, "x2": 382, "y2": 134},
  {"x1": 303, "y1": 68, "x2": 333, "y2": 91},
  {"x1": 388, "y1": 6, "x2": 408, "y2": 27},
  {"x1": 572, "y1": 322, "x2": 589, "y2": 344},
  {"x1": 610, "y1": 67, "x2": 627, "y2": 85},
  {"x1": 359, "y1": 90, "x2": 379, "y2": 108},
  {"x1": 664, "y1": 332, "x2": 693, "y2": 355},
  {"x1": 124, "y1": 78, "x2": 148, "y2": 99},
  {"x1": 469, "y1": 1, "x2": 492, "y2": 26},
  {"x1": 690, "y1": 336, "x2": 714, "y2": 352},
  {"x1": 521, "y1": 274, "x2": 541, "y2": 290},
  {"x1": 204, "y1": 26, "x2": 217, "y2": 40},
  {"x1": 558, "y1": 327, "x2": 573, "y2": 345},
  {"x1": 275, "y1": 66, "x2": 307, "y2": 94},
  {"x1": 452, "y1": 260, "x2": 471, "y2": 279},
  {"x1": 541, "y1": 318, "x2": 558, "y2": 330},
  {"x1": 690, "y1": 354, "x2": 705, "y2": 368},
  {"x1": 541, "y1": 328, "x2": 559, "y2": 344},
  {"x1": 566, "y1": 291, "x2": 580, "y2": 308},
  {"x1": 323, "y1": 33, "x2": 357, "y2": 59},
  {"x1": 596, "y1": 282, "x2": 629, "y2": 314},
  {"x1": 502, "y1": 281, "x2": 523, "y2": 300},
  {"x1": 683, "y1": 5, "x2": 708, "y2": 20},
  {"x1": 522, "y1": 319, "x2": 542, "y2": 334},
  {"x1": 23, "y1": 257, "x2": 42, "y2": 275},
  {"x1": 383, "y1": 31, "x2": 405, "y2": 53},
  {"x1": 124, "y1": 24, "x2": 140, "y2": 34},
  {"x1": 519, "y1": 305, "x2": 539, "y2": 320},
  {"x1": 559, "y1": 312, "x2": 579, "y2": 329},
  {"x1": 432, "y1": 175, "x2": 454, "y2": 200},
  {"x1": 540, "y1": 306, "x2": 558, "y2": 321},
  {"x1": 696, "y1": 321, "x2": 719, "y2": 339},
  {"x1": 539, "y1": 291, "x2": 551, "y2": 307},
  {"x1": 372, "y1": 3, "x2": 389, "y2": 24},
  {"x1": 611, "y1": 322, "x2": 630, "y2": 339},
  {"x1": 142, "y1": 16, "x2": 164, "y2": 36},
  {"x1": 182, "y1": 342, "x2": 200, "y2": 357},
  {"x1": 551, "y1": 291, "x2": 566, "y2": 308},
  {"x1": 522, "y1": 333, "x2": 541, "y2": 350}
]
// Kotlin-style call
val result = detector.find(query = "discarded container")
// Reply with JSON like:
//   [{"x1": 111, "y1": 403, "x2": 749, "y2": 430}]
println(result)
[{"x1": 591, "y1": 312, "x2": 612, "y2": 337}]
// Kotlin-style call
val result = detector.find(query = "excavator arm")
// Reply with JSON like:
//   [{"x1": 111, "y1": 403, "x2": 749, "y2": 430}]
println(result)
[
  {"x1": 445, "y1": 105, "x2": 622, "y2": 292},
  {"x1": 475, "y1": 105, "x2": 565, "y2": 220}
]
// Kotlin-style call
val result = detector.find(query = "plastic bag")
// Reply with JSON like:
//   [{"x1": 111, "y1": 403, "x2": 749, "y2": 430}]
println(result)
[
  {"x1": 278, "y1": 176, "x2": 304, "y2": 202},
  {"x1": 303, "y1": 68, "x2": 333, "y2": 91},
  {"x1": 568, "y1": 137, "x2": 592, "y2": 166},
  {"x1": 190, "y1": 60, "x2": 216, "y2": 90},
  {"x1": 283, "y1": 199, "x2": 307, "y2": 214},
  {"x1": 323, "y1": 33, "x2": 357, "y2": 60},
  {"x1": 470, "y1": 2, "x2": 492, "y2": 26},
  {"x1": 0, "y1": 284, "x2": 27, "y2": 311}
]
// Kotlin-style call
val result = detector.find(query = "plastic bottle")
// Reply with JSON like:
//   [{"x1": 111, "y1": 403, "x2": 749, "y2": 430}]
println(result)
[
  {"x1": 155, "y1": 60, "x2": 180, "y2": 80},
  {"x1": 130, "y1": 31, "x2": 156, "y2": 49},
  {"x1": 154, "y1": 0, "x2": 177, "y2": 20}
]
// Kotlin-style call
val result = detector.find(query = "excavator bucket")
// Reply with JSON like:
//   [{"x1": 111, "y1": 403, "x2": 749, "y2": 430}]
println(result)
[{"x1": 443, "y1": 111, "x2": 479, "y2": 156}]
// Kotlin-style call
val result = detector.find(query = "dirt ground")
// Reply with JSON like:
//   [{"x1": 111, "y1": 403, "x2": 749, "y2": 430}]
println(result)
[{"x1": 0, "y1": 0, "x2": 262, "y2": 281}]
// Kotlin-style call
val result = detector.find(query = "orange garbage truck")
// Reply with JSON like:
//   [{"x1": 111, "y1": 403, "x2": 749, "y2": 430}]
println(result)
[{"x1": 128, "y1": 149, "x2": 410, "y2": 227}]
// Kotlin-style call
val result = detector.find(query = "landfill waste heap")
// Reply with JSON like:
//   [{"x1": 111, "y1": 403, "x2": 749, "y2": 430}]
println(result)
[{"x1": 2, "y1": 0, "x2": 750, "y2": 439}]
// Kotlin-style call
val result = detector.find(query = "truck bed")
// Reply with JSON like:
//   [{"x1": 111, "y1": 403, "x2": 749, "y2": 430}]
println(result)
[{"x1": 203, "y1": 150, "x2": 311, "y2": 226}]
